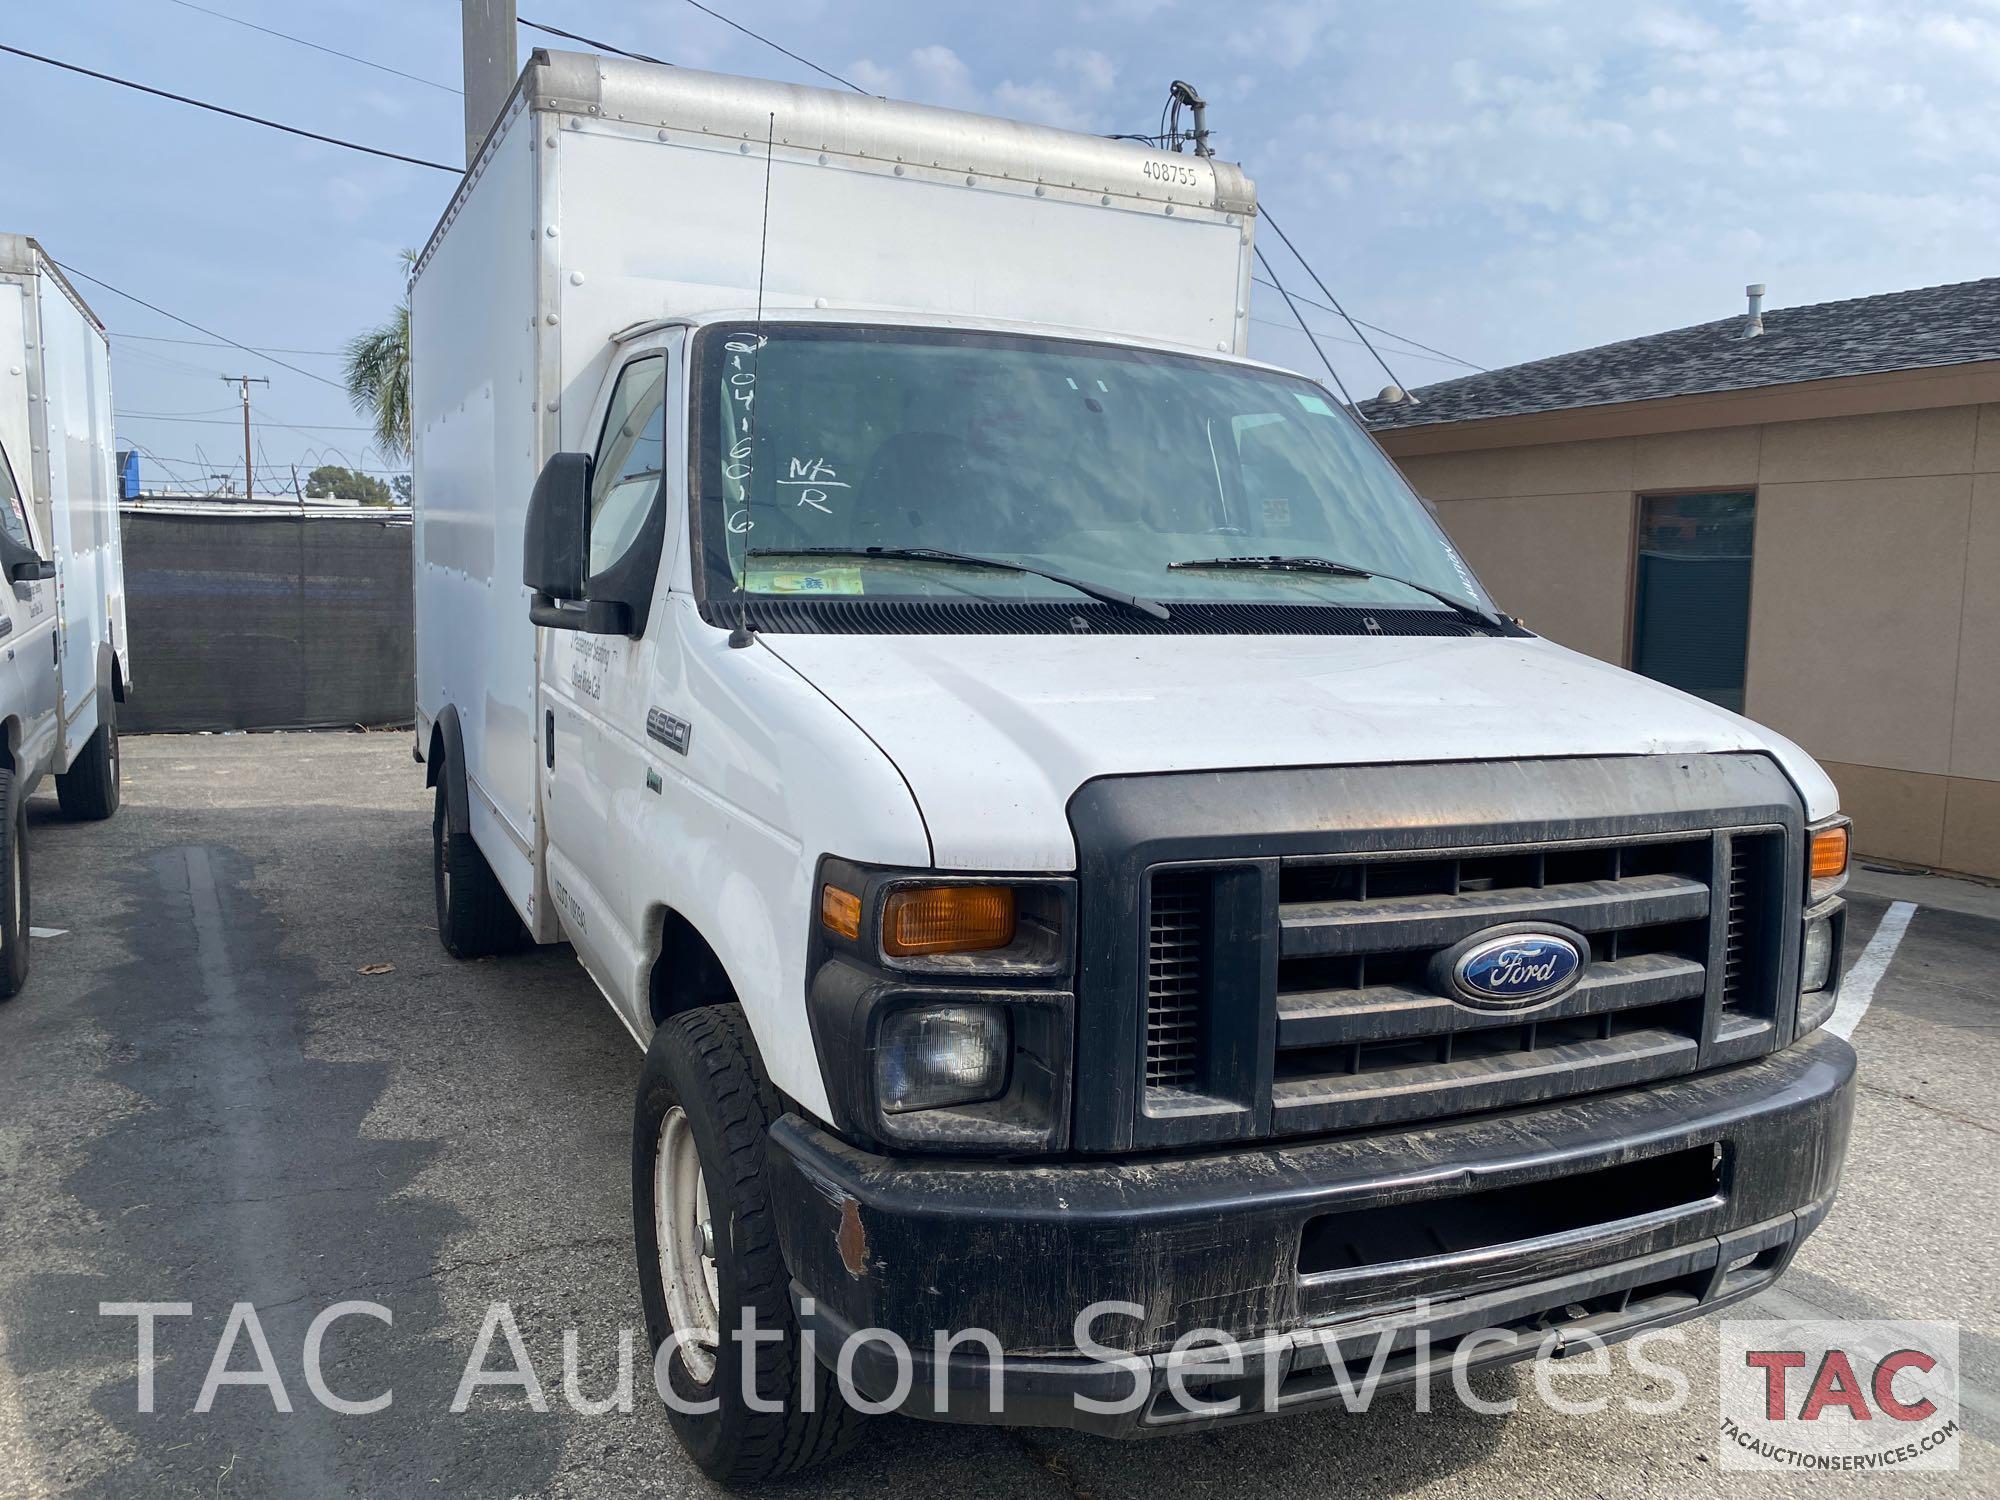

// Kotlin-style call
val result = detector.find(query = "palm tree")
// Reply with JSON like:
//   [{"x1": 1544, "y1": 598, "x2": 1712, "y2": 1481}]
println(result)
[{"x1": 344, "y1": 249, "x2": 416, "y2": 459}]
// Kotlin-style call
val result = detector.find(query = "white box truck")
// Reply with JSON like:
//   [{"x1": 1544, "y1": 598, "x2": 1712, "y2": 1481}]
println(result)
[
  {"x1": 0, "y1": 235, "x2": 128, "y2": 998},
  {"x1": 412, "y1": 51, "x2": 1856, "y2": 1478}
]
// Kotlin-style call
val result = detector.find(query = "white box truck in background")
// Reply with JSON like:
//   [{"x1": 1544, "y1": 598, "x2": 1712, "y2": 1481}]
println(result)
[
  {"x1": 412, "y1": 51, "x2": 1856, "y2": 1479},
  {"x1": 0, "y1": 235, "x2": 129, "y2": 998}
]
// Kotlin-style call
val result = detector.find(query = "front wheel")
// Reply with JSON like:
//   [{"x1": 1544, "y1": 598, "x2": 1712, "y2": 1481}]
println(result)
[
  {"x1": 0, "y1": 769, "x2": 30, "y2": 998},
  {"x1": 633, "y1": 1006, "x2": 863, "y2": 1482}
]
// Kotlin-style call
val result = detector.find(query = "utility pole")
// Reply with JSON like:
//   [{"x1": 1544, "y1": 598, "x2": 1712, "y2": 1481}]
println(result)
[
  {"x1": 461, "y1": 0, "x2": 518, "y2": 166},
  {"x1": 221, "y1": 375, "x2": 270, "y2": 499}
]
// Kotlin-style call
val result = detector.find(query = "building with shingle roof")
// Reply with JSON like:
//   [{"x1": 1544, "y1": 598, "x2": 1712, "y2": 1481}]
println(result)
[
  {"x1": 1365, "y1": 278, "x2": 2000, "y2": 428},
  {"x1": 1369, "y1": 281, "x2": 2000, "y2": 878}
]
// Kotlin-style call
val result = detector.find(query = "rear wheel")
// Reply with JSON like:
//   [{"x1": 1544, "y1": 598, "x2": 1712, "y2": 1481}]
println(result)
[
  {"x1": 633, "y1": 1006, "x2": 864, "y2": 1482},
  {"x1": 56, "y1": 704, "x2": 120, "y2": 820},
  {"x1": 432, "y1": 779, "x2": 524, "y2": 958},
  {"x1": 0, "y1": 770, "x2": 30, "y2": 999}
]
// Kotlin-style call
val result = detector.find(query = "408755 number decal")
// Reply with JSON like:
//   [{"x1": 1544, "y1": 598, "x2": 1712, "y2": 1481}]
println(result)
[{"x1": 1141, "y1": 158, "x2": 1200, "y2": 188}]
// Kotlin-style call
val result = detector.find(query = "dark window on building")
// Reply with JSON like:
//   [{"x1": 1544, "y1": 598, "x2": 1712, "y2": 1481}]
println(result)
[{"x1": 1632, "y1": 491, "x2": 1756, "y2": 713}]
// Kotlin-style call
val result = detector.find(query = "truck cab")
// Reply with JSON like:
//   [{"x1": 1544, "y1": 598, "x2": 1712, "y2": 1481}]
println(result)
[
  {"x1": 0, "y1": 235, "x2": 130, "y2": 998},
  {"x1": 411, "y1": 53, "x2": 1854, "y2": 1481}
]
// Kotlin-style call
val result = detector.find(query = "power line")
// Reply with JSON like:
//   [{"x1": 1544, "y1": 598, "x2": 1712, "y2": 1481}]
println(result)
[
  {"x1": 1258, "y1": 206, "x2": 1419, "y2": 400},
  {"x1": 1253, "y1": 245, "x2": 1359, "y2": 412},
  {"x1": 160, "y1": 0, "x2": 461, "y2": 95},
  {"x1": 54, "y1": 260, "x2": 347, "y2": 390},
  {"x1": 116, "y1": 332, "x2": 345, "y2": 357},
  {"x1": 253, "y1": 407, "x2": 381, "y2": 437},
  {"x1": 116, "y1": 413, "x2": 376, "y2": 432},
  {"x1": 1250, "y1": 276, "x2": 1483, "y2": 372},
  {"x1": 675, "y1": 1, "x2": 867, "y2": 94},
  {"x1": 518, "y1": 8, "x2": 866, "y2": 94},
  {"x1": 0, "y1": 43, "x2": 460, "y2": 173},
  {"x1": 517, "y1": 17, "x2": 669, "y2": 66},
  {"x1": 116, "y1": 405, "x2": 239, "y2": 418},
  {"x1": 1247, "y1": 315, "x2": 1475, "y2": 369}
]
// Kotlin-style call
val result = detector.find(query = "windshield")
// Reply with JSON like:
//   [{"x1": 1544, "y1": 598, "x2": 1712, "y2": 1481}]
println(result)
[{"x1": 694, "y1": 323, "x2": 1487, "y2": 616}]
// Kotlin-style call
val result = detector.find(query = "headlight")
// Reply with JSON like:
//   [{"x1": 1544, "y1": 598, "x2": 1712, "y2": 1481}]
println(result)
[
  {"x1": 1809, "y1": 818, "x2": 1850, "y2": 903},
  {"x1": 877, "y1": 1005, "x2": 1010, "y2": 1113},
  {"x1": 1801, "y1": 915, "x2": 1835, "y2": 994},
  {"x1": 809, "y1": 859, "x2": 1074, "y2": 1151}
]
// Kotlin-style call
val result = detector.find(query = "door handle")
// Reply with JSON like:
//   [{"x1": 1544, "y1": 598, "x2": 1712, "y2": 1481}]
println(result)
[{"x1": 545, "y1": 710, "x2": 556, "y2": 770}]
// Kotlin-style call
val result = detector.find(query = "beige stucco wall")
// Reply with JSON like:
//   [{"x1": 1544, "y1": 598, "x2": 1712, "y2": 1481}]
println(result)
[{"x1": 1388, "y1": 401, "x2": 2000, "y2": 879}]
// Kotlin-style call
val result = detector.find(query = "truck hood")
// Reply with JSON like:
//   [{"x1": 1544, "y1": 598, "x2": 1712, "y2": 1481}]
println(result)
[{"x1": 760, "y1": 632, "x2": 1839, "y2": 870}]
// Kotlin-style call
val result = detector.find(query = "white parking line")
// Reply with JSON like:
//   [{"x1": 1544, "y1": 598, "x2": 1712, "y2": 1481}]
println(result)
[{"x1": 1827, "y1": 900, "x2": 1916, "y2": 1041}]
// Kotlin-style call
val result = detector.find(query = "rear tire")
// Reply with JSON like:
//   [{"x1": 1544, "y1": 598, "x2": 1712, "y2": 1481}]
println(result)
[
  {"x1": 432, "y1": 779, "x2": 524, "y2": 958},
  {"x1": 0, "y1": 770, "x2": 30, "y2": 999},
  {"x1": 633, "y1": 1006, "x2": 864, "y2": 1482},
  {"x1": 56, "y1": 703, "x2": 121, "y2": 820}
]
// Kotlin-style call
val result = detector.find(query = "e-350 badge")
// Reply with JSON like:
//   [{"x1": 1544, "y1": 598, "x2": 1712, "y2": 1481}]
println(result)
[{"x1": 646, "y1": 707, "x2": 692, "y2": 755}]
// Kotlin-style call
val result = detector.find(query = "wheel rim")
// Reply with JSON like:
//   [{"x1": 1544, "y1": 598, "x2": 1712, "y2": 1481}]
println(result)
[{"x1": 655, "y1": 1106, "x2": 721, "y2": 1382}]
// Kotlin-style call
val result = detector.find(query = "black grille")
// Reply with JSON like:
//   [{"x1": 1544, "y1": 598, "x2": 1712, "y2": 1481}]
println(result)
[
  {"x1": 1268, "y1": 835, "x2": 1717, "y2": 1131},
  {"x1": 1145, "y1": 872, "x2": 1208, "y2": 1089},
  {"x1": 1137, "y1": 827, "x2": 1793, "y2": 1137},
  {"x1": 704, "y1": 598, "x2": 1493, "y2": 637},
  {"x1": 1072, "y1": 755, "x2": 1807, "y2": 1153}
]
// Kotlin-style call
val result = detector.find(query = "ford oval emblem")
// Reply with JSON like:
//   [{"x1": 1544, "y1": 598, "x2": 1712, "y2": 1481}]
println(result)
[{"x1": 1436, "y1": 927, "x2": 1586, "y2": 1011}]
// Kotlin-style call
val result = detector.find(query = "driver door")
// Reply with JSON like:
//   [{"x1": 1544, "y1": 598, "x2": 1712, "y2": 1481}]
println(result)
[{"x1": 539, "y1": 335, "x2": 679, "y2": 1025}]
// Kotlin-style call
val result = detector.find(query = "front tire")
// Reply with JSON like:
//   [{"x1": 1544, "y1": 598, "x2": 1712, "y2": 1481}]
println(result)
[
  {"x1": 0, "y1": 769, "x2": 30, "y2": 998},
  {"x1": 431, "y1": 780, "x2": 524, "y2": 958},
  {"x1": 56, "y1": 704, "x2": 120, "y2": 820},
  {"x1": 633, "y1": 1006, "x2": 863, "y2": 1482}
]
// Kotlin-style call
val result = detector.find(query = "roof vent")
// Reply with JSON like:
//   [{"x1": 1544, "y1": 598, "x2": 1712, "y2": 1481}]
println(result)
[
  {"x1": 1377, "y1": 384, "x2": 1408, "y2": 404},
  {"x1": 1744, "y1": 283, "x2": 1766, "y2": 339}
]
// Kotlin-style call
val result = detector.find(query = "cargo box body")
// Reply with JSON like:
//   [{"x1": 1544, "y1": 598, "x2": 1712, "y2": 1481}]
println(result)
[
  {"x1": 0, "y1": 233, "x2": 129, "y2": 778},
  {"x1": 411, "y1": 48, "x2": 1257, "y2": 927}
]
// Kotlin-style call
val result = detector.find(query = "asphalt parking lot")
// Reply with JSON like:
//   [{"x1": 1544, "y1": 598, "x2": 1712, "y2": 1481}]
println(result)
[{"x1": 0, "y1": 732, "x2": 1993, "y2": 1498}]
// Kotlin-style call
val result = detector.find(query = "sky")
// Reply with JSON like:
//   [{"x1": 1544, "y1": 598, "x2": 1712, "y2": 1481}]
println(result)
[{"x1": 6, "y1": 0, "x2": 1998, "y2": 494}]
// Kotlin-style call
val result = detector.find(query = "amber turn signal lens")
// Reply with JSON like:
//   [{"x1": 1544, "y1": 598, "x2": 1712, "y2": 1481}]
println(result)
[
  {"x1": 882, "y1": 885, "x2": 1016, "y2": 957},
  {"x1": 1809, "y1": 825, "x2": 1850, "y2": 884},
  {"x1": 820, "y1": 883, "x2": 862, "y2": 941}
]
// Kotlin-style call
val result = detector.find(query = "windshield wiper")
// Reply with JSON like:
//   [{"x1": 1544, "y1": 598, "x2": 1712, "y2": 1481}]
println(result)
[
  {"x1": 748, "y1": 545, "x2": 1171, "y2": 620},
  {"x1": 1168, "y1": 554, "x2": 1517, "y2": 633}
]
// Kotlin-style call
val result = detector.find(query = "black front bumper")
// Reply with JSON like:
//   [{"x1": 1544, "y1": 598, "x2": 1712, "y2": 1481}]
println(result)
[{"x1": 767, "y1": 1030, "x2": 1855, "y2": 1435}]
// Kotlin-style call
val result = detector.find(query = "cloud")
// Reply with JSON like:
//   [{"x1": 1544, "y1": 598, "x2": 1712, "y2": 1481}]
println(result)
[
  {"x1": 837, "y1": 39, "x2": 1121, "y2": 131},
  {"x1": 1235, "y1": 0, "x2": 2000, "y2": 380},
  {"x1": 1226, "y1": 3, "x2": 1343, "y2": 66}
]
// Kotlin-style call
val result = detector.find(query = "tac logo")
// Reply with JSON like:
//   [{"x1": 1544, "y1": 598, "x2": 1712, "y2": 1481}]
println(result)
[{"x1": 1719, "y1": 1320, "x2": 1960, "y2": 1472}]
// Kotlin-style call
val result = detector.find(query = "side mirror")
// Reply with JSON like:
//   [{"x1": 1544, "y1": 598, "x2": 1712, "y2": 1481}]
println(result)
[
  {"x1": 523, "y1": 451, "x2": 591, "y2": 602},
  {"x1": 0, "y1": 531, "x2": 53, "y2": 585}
]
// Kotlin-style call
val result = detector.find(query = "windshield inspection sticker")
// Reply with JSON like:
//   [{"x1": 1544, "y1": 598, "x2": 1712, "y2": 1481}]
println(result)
[
  {"x1": 749, "y1": 566, "x2": 866, "y2": 596},
  {"x1": 1293, "y1": 391, "x2": 1338, "y2": 417}
]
